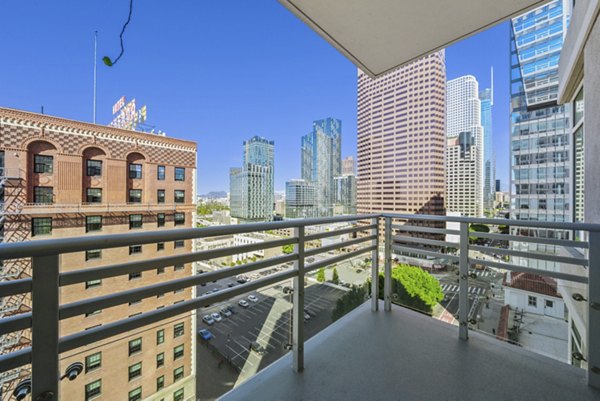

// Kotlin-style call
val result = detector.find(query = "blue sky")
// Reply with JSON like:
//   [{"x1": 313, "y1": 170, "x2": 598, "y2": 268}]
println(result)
[{"x1": 0, "y1": 1, "x2": 510, "y2": 193}]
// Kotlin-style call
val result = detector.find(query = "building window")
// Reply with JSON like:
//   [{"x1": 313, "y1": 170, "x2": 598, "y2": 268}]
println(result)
[
  {"x1": 85, "y1": 379, "x2": 101, "y2": 401},
  {"x1": 85, "y1": 279, "x2": 102, "y2": 289},
  {"x1": 34, "y1": 154, "x2": 53, "y2": 173},
  {"x1": 157, "y1": 266, "x2": 165, "y2": 274},
  {"x1": 174, "y1": 167, "x2": 185, "y2": 181},
  {"x1": 32, "y1": 217, "x2": 52, "y2": 237},
  {"x1": 174, "y1": 322, "x2": 184, "y2": 338},
  {"x1": 157, "y1": 165, "x2": 166, "y2": 180},
  {"x1": 157, "y1": 329, "x2": 165, "y2": 344},
  {"x1": 129, "y1": 189, "x2": 142, "y2": 203},
  {"x1": 85, "y1": 352, "x2": 101, "y2": 373},
  {"x1": 174, "y1": 240, "x2": 185, "y2": 249},
  {"x1": 129, "y1": 214, "x2": 143, "y2": 229},
  {"x1": 157, "y1": 189, "x2": 165, "y2": 204},
  {"x1": 129, "y1": 163, "x2": 142, "y2": 179},
  {"x1": 157, "y1": 352, "x2": 164, "y2": 368},
  {"x1": 128, "y1": 338, "x2": 142, "y2": 355},
  {"x1": 86, "y1": 188, "x2": 102, "y2": 203},
  {"x1": 157, "y1": 242, "x2": 165, "y2": 251},
  {"x1": 85, "y1": 249, "x2": 102, "y2": 261},
  {"x1": 545, "y1": 299, "x2": 554, "y2": 308},
  {"x1": 129, "y1": 245, "x2": 142, "y2": 255},
  {"x1": 174, "y1": 389, "x2": 184, "y2": 401},
  {"x1": 157, "y1": 213, "x2": 166, "y2": 227},
  {"x1": 86, "y1": 216, "x2": 102, "y2": 232},
  {"x1": 174, "y1": 213, "x2": 185, "y2": 226},
  {"x1": 128, "y1": 362, "x2": 142, "y2": 381},
  {"x1": 174, "y1": 190, "x2": 185, "y2": 204},
  {"x1": 173, "y1": 366, "x2": 184, "y2": 382},
  {"x1": 528, "y1": 296, "x2": 537, "y2": 307},
  {"x1": 157, "y1": 375, "x2": 165, "y2": 391},
  {"x1": 87, "y1": 159, "x2": 102, "y2": 176},
  {"x1": 129, "y1": 387, "x2": 142, "y2": 401},
  {"x1": 129, "y1": 272, "x2": 142, "y2": 280},
  {"x1": 174, "y1": 344, "x2": 184, "y2": 360},
  {"x1": 174, "y1": 264, "x2": 184, "y2": 271},
  {"x1": 33, "y1": 186, "x2": 53, "y2": 204}
]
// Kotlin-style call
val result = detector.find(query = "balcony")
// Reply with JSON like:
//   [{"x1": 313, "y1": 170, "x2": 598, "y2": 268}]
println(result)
[
  {"x1": 0, "y1": 213, "x2": 598, "y2": 401},
  {"x1": 14, "y1": 202, "x2": 196, "y2": 215}
]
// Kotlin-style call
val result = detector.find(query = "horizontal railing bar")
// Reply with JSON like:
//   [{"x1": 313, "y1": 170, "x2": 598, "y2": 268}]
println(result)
[
  {"x1": 304, "y1": 235, "x2": 376, "y2": 258},
  {"x1": 383, "y1": 213, "x2": 600, "y2": 232},
  {"x1": 469, "y1": 231, "x2": 589, "y2": 248},
  {"x1": 304, "y1": 224, "x2": 376, "y2": 241},
  {"x1": 0, "y1": 214, "x2": 379, "y2": 259},
  {"x1": 468, "y1": 257, "x2": 589, "y2": 284},
  {"x1": 391, "y1": 224, "x2": 460, "y2": 236},
  {"x1": 0, "y1": 347, "x2": 31, "y2": 373},
  {"x1": 470, "y1": 245, "x2": 588, "y2": 266},
  {"x1": 58, "y1": 269, "x2": 298, "y2": 353},
  {"x1": 393, "y1": 235, "x2": 458, "y2": 249},
  {"x1": 59, "y1": 237, "x2": 297, "y2": 286},
  {"x1": 59, "y1": 254, "x2": 298, "y2": 319},
  {"x1": 0, "y1": 312, "x2": 32, "y2": 336},
  {"x1": 391, "y1": 245, "x2": 460, "y2": 262},
  {"x1": 305, "y1": 245, "x2": 377, "y2": 273},
  {"x1": 0, "y1": 279, "x2": 32, "y2": 297}
]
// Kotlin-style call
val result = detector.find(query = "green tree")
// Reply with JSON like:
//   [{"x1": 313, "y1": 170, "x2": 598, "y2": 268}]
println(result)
[
  {"x1": 332, "y1": 284, "x2": 368, "y2": 321},
  {"x1": 469, "y1": 223, "x2": 490, "y2": 244},
  {"x1": 332, "y1": 267, "x2": 340, "y2": 284},
  {"x1": 316, "y1": 268, "x2": 326, "y2": 283},
  {"x1": 197, "y1": 201, "x2": 229, "y2": 215},
  {"x1": 282, "y1": 244, "x2": 294, "y2": 254}
]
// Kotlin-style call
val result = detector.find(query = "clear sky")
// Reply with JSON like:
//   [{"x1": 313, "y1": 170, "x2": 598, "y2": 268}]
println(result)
[{"x1": 0, "y1": 0, "x2": 510, "y2": 193}]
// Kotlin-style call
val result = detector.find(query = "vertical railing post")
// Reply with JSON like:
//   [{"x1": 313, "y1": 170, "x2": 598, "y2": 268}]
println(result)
[
  {"x1": 371, "y1": 216, "x2": 379, "y2": 312},
  {"x1": 31, "y1": 254, "x2": 60, "y2": 401},
  {"x1": 587, "y1": 230, "x2": 600, "y2": 388},
  {"x1": 384, "y1": 216, "x2": 392, "y2": 312},
  {"x1": 292, "y1": 225, "x2": 305, "y2": 372},
  {"x1": 458, "y1": 222, "x2": 469, "y2": 341}
]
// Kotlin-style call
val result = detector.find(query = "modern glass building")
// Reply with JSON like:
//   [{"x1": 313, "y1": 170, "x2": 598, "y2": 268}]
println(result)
[
  {"x1": 334, "y1": 174, "x2": 357, "y2": 215},
  {"x1": 480, "y1": 82, "x2": 495, "y2": 215},
  {"x1": 285, "y1": 179, "x2": 317, "y2": 218},
  {"x1": 301, "y1": 118, "x2": 342, "y2": 217}
]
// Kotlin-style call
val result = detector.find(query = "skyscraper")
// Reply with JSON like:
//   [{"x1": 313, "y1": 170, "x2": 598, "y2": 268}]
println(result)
[
  {"x1": 230, "y1": 136, "x2": 274, "y2": 222},
  {"x1": 480, "y1": 72, "x2": 496, "y2": 215},
  {"x1": 342, "y1": 156, "x2": 356, "y2": 175},
  {"x1": 285, "y1": 179, "x2": 317, "y2": 218},
  {"x1": 334, "y1": 175, "x2": 357, "y2": 215},
  {"x1": 356, "y1": 52, "x2": 446, "y2": 216},
  {"x1": 301, "y1": 118, "x2": 341, "y2": 217},
  {"x1": 446, "y1": 75, "x2": 484, "y2": 217}
]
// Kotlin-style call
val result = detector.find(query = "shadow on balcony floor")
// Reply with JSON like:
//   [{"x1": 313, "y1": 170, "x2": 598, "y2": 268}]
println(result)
[{"x1": 219, "y1": 301, "x2": 600, "y2": 401}]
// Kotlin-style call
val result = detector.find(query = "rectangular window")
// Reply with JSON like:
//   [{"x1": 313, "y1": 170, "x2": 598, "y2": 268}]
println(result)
[
  {"x1": 157, "y1": 352, "x2": 164, "y2": 368},
  {"x1": 86, "y1": 188, "x2": 102, "y2": 203},
  {"x1": 157, "y1": 375, "x2": 165, "y2": 391},
  {"x1": 86, "y1": 159, "x2": 102, "y2": 176},
  {"x1": 157, "y1": 189, "x2": 165, "y2": 204},
  {"x1": 85, "y1": 279, "x2": 102, "y2": 289},
  {"x1": 157, "y1": 242, "x2": 165, "y2": 251},
  {"x1": 174, "y1": 344, "x2": 184, "y2": 360},
  {"x1": 33, "y1": 186, "x2": 53, "y2": 204},
  {"x1": 174, "y1": 213, "x2": 185, "y2": 226},
  {"x1": 86, "y1": 216, "x2": 102, "y2": 232},
  {"x1": 174, "y1": 322, "x2": 184, "y2": 338},
  {"x1": 129, "y1": 245, "x2": 142, "y2": 255},
  {"x1": 85, "y1": 249, "x2": 102, "y2": 261},
  {"x1": 129, "y1": 338, "x2": 142, "y2": 355},
  {"x1": 32, "y1": 217, "x2": 52, "y2": 237},
  {"x1": 545, "y1": 299, "x2": 554, "y2": 308},
  {"x1": 34, "y1": 154, "x2": 53, "y2": 173},
  {"x1": 129, "y1": 163, "x2": 142, "y2": 179},
  {"x1": 528, "y1": 296, "x2": 537, "y2": 307},
  {"x1": 174, "y1": 264, "x2": 184, "y2": 271},
  {"x1": 85, "y1": 379, "x2": 101, "y2": 401},
  {"x1": 157, "y1": 329, "x2": 165, "y2": 344},
  {"x1": 128, "y1": 362, "x2": 142, "y2": 381},
  {"x1": 174, "y1": 190, "x2": 185, "y2": 204},
  {"x1": 174, "y1": 240, "x2": 185, "y2": 249},
  {"x1": 85, "y1": 352, "x2": 102, "y2": 373},
  {"x1": 128, "y1": 387, "x2": 142, "y2": 401},
  {"x1": 129, "y1": 189, "x2": 142, "y2": 203},
  {"x1": 129, "y1": 272, "x2": 142, "y2": 280},
  {"x1": 174, "y1": 167, "x2": 185, "y2": 181},
  {"x1": 129, "y1": 214, "x2": 143, "y2": 229},
  {"x1": 174, "y1": 389, "x2": 184, "y2": 401},
  {"x1": 157, "y1": 165, "x2": 166, "y2": 180},
  {"x1": 173, "y1": 366, "x2": 184, "y2": 382},
  {"x1": 157, "y1": 266, "x2": 165, "y2": 274},
  {"x1": 157, "y1": 213, "x2": 166, "y2": 227}
]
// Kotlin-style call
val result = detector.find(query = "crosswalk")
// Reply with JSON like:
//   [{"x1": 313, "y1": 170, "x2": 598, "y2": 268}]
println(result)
[
  {"x1": 440, "y1": 284, "x2": 486, "y2": 295},
  {"x1": 475, "y1": 270, "x2": 493, "y2": 278}
]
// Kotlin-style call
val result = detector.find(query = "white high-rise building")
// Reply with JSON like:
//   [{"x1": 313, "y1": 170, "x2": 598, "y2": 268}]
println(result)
[{"x1": 445, "y1": 75, "x2": 484, "y2": 217}]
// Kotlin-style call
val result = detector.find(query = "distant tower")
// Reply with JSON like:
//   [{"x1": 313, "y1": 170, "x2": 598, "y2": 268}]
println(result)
[{"x1": 480, "y1": 67, "x2": 495, "y2": 215}]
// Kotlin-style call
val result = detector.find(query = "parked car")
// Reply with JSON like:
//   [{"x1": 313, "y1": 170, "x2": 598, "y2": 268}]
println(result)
[
  {"x1": 237, "y1": 278, "x2": 247, "y2": 284},
  {"x1": 238, "y1": 299, "x2": 249, "y2": 308},
  {"x1": 226, "y1": 305, "x2": 235, "y2": 314},
  {"x1": 202, "y1": 315, "x2": 215, "y2": 325},
  {"x1": 304, "y1": 312, "x2": 310, "y2": 320},
  {"x1": 198, "y1": 329, "x2": 213, "y2": 341},
  {"x1": 211, "y1": 312, "x2": 222, "y2": 322},
  {"x1": 220, "y1": 307, "x2": 232, "y2": 317},
  {"x1": 228, "y1": 283, "x2": 236, "y2": 288},
  {"x1": 248, "y1": 295, "x2": 259, "y2": 302}
]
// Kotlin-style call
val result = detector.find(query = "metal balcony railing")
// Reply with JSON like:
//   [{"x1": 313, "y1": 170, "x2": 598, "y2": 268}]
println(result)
[
  {"x1": 9, "y1": 202, "x2": 196, "y2": 215},
  {"x1": 0, "y1": 213, "x2": 598, "y2": 400}
]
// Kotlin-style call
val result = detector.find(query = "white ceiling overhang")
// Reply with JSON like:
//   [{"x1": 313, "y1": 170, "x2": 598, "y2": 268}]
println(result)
[{"x1": 279, "y1": 0, "x2": 551, "y2": 78}]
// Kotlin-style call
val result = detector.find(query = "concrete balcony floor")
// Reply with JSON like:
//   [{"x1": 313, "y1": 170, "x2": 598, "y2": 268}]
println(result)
[{"x1": 220, "y1": 301, "x2": 600, "y2": 401}]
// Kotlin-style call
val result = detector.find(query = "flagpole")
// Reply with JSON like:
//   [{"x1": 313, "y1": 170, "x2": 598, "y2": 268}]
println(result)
[{"x1": 93, "y1": 31, "x2": 98, "y2": 124}]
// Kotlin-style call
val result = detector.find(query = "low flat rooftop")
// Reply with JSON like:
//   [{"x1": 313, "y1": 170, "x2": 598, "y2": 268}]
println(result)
[{"x1": 220, "y1": 301, "x2": 600, "y2": 401}]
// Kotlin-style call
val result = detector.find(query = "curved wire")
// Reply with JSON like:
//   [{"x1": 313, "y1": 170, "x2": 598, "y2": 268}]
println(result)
[{"x1": 105, "y1": 0, "x2": 133, "y2": 66}]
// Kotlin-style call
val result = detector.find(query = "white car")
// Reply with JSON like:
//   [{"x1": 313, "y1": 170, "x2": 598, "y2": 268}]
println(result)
[
  {"x1": 211, "y1": 312, "x2": 222, "y2": 322},
  {"x1": 202, "y1": 315, "x2": 215, "y2": 325},
  {"x1": 238, "y1": 299, "x2": 249, "y2": 308},
  {"x1": 248, "y1": 295, "x2": 259, "y2": 303},
  {"x1": 220, "y1": 307, "x2": 232, "y2": 317}
]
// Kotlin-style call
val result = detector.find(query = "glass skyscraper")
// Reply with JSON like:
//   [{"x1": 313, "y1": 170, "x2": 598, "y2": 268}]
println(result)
[{"x1": 480, "y1": 82, "x2": 495, "y2": 215}]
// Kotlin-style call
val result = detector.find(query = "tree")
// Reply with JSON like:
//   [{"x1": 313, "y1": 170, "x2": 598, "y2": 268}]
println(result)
[
  {"x1": 469, "y1": 223, "x2": 490, "y2": 244},
  {"x1": 197, "y1": 201, "x2": 229, "y2": 216},
  {"x1": 316, "y1": 268, "x2": 326, "y2": 283},
  {"x1": 332, "y1": 284, "x2": 368, "y2": 321},
  {"x1": 282, "y1": 244, "x2": 294, "y2": 254},
  {"x1": 332, "y1": 267, "x2": 340, "y2": 284}
]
